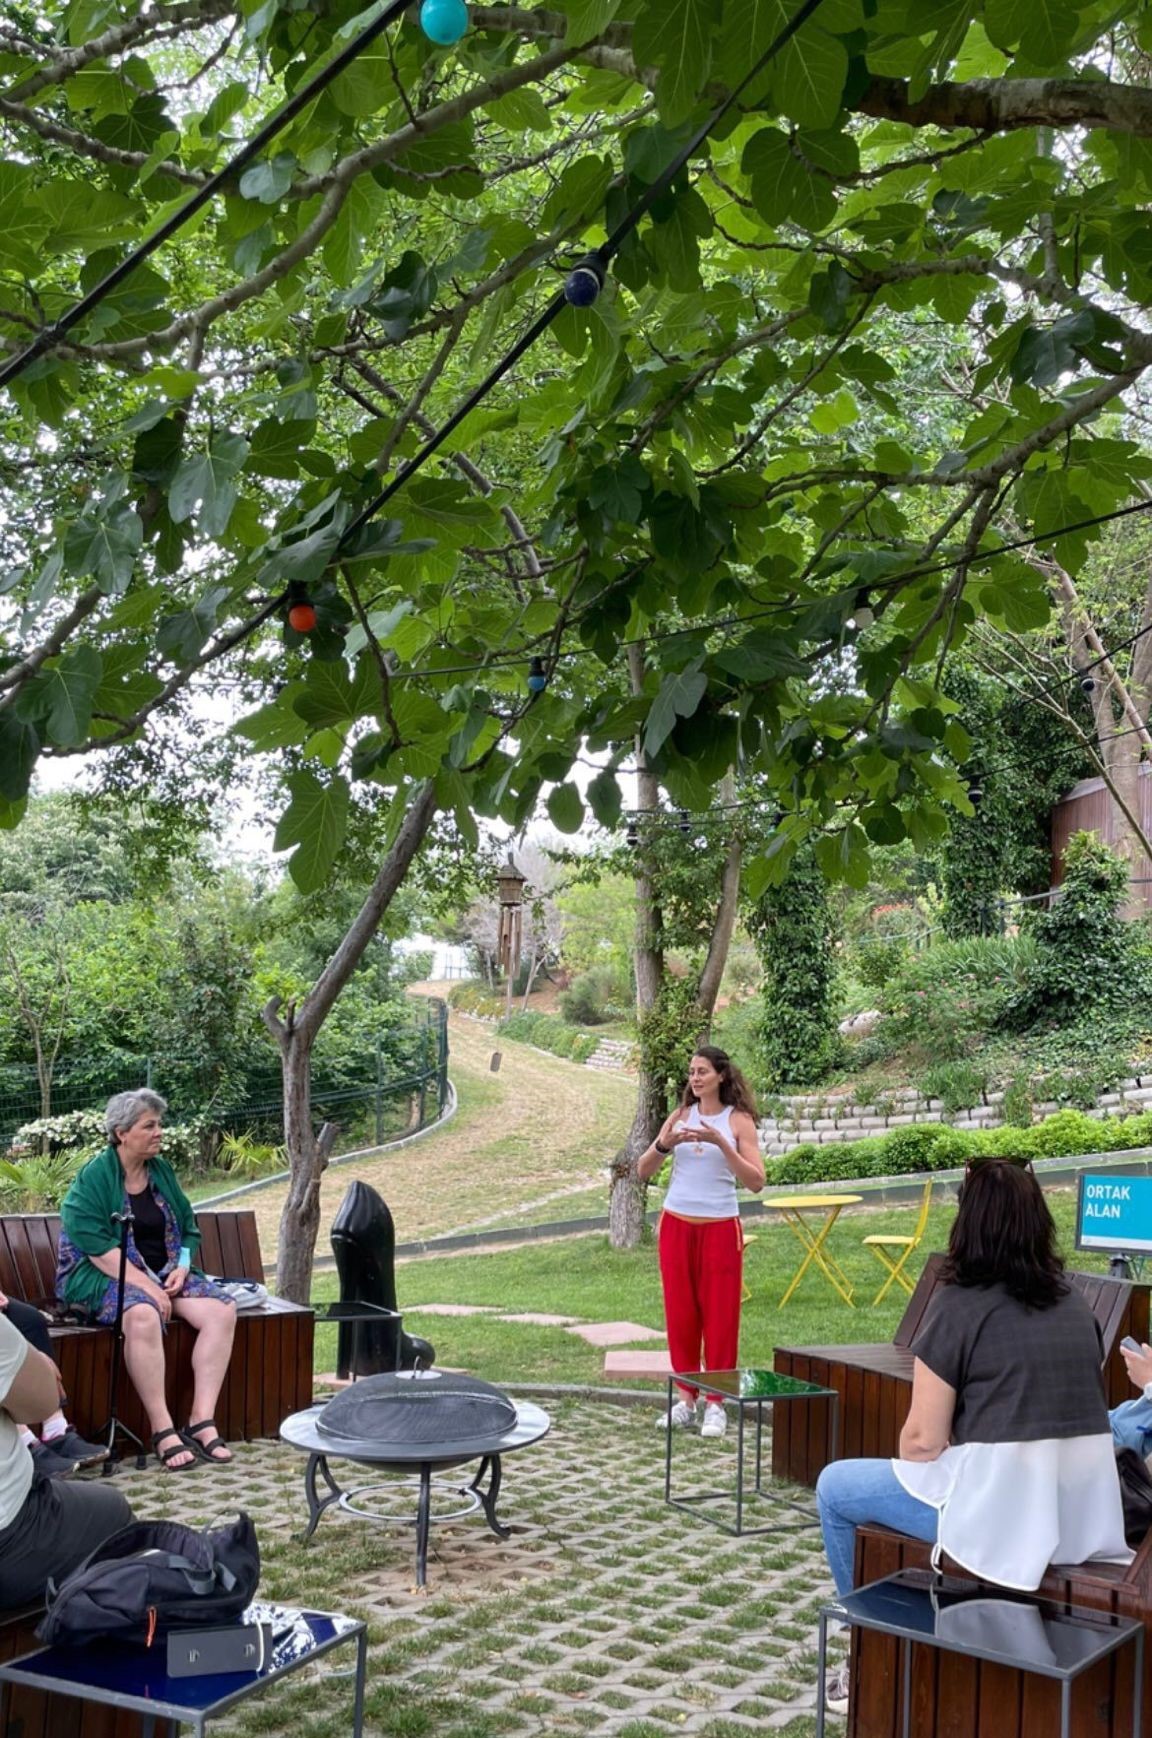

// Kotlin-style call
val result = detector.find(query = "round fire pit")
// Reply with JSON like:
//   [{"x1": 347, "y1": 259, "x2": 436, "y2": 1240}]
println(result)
[
  {"x1": 318, "y1": 1371, "x2": 518, "y2": 1459},
  {"x1": 281, "y1": 1373, "x2": 550, "y2": 1587}
]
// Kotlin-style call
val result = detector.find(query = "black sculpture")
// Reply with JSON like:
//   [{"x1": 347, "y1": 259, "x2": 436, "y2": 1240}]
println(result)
[{"x1": 330, "y1": 1179, "x2": 435, "y2": 1377}]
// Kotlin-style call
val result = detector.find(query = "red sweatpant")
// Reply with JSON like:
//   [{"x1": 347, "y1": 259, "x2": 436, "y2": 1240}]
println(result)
[{"x1": 658, "y1": 1211, "x2": 743, "y2": 1403}]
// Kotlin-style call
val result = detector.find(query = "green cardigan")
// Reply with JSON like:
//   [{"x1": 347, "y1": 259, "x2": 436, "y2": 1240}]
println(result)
[{"x1": 58, "y1": 1144, "x2": 203, "y2": 1310}]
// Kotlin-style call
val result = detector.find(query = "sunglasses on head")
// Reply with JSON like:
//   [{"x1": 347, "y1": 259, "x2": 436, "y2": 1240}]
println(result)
[{"x1": 963, "y1": 1154, "x2": 1036, "y2": 1176}]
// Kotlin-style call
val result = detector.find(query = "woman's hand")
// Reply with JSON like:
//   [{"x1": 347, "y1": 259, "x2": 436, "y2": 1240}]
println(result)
[
  {"x1": 149, "y1": 1280, "x2": 173, "y2": 1324},
  {"x1": 669, "y1": 1123, "x2": 722, "y2": 1147},
  {"x1": 163, "y1": 1265, "x2": 189, "y2": 1298},
  {"x1": 1122, "y1": 1341, "x2": 1152, "y2": 1389}
]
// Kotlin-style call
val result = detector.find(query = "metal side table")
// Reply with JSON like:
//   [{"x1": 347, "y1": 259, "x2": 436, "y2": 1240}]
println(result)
[
  {"x1": 665, "y1": 1367, "x2": 838, "y2": 1535},
  {"x1": 816, "y1": 1568, "x2": 1143, "y2": 1738},
  {"x1": 0, "y1": 1604, "x2": 367, "y2": 1738}
]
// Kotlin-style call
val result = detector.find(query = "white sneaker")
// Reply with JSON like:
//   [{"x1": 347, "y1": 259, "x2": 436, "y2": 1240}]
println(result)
[
  {"x1": 700, "y1": 1401, "x2": 727, "y2": 1438},
  {"x1": 657, "y1": 1399, "x2": 697, "y2": 1430}
]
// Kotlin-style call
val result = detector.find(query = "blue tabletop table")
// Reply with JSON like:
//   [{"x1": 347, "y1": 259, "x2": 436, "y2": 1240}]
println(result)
[{"x1": 0, "y1": 1603, "x2": 367, "y2": 1738}]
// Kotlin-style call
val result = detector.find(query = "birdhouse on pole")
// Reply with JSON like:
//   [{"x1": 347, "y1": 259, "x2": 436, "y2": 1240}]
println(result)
[{"x1": 495, "y1": 855, "x2": 528, "y2": 982}]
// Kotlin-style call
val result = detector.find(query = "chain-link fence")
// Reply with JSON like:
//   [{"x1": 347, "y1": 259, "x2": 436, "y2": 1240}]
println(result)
[{"x1": 0, "y1": 998, "x2": 449, "y2": 1158}]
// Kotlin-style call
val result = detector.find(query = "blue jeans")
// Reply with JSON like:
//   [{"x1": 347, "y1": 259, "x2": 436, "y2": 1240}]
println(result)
[
  {"x1": 816, "y1": 1458, "x2": 939, "y2": 1596},
  {"x1": 1110, "y1": 1397, "x2": 1152, "y2": 1459}
]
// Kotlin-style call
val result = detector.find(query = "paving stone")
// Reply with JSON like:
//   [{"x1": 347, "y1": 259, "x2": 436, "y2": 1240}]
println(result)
[
  {"x1": 125, "y1": 1398, "x2": 829, "y2": 1737},
  {"x1": 569, "y1": 1320, "x2": 668, "y2": 1346},
  {"x1": 602, "y1": 1349, "x2": 673, "y2": 1378},
  {"x1": 500, "y1": 1312, "x2": 583, "y2": 1326}
]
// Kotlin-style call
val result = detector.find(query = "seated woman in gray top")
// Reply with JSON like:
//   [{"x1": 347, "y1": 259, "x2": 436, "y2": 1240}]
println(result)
[{"x1": 817, "y1": 1160, "x2": 1128, "y2": 1716}]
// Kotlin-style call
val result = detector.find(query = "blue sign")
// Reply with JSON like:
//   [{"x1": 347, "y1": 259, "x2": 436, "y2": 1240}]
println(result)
[{"x1": 1076, "y1": 1169, "x2": 1152, "y2": 1254}]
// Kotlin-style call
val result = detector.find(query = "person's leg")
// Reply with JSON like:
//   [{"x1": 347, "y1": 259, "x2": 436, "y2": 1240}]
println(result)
[
  {"x1": 0, "y1": 1477, "x2": 132, "y2": 1609},
  {"x1": 659, "y1": 1215, "x2": 704, "y2": 1406},
  {"x1": 121, "y1": 1302, "x2": 195, "y2": 1469},
  {"x1": 172, "y1": 1296, "x2": 236, "y2": 1460},
  {"x1": 815, "y1": 1458, "x2": 939, "y2": 1597},
  {"x1": 698, "y1": 1218, "x2": 743, "y2": 1396}
]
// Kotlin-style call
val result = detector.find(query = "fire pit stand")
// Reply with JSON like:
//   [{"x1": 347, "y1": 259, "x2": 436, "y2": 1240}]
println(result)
[{"x1": 280, "y1": 1380, "x2": 550, "y2": 1587}]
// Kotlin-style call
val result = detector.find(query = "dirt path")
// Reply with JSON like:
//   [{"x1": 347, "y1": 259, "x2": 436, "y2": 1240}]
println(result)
[{"x1": 253, "y1": 1001, "x2": 635, "y2": 1267}]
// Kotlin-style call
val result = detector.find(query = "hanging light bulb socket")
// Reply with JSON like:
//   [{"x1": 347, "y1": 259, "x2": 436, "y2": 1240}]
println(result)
[
  {"x1": 419, "y1": 0, "x2": 469, "y2": 44},
  {"x1": 1080, "y1": 674, "x2": 1096, "y2": 694},
  {"x1": 564, "y1": 251, "x2": 607, "y2": 308},
  {"x1": 527, "y1": 656, "x2": 548, "y2": 694}
]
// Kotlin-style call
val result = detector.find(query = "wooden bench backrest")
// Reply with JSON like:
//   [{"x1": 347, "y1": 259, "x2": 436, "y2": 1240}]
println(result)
[
  {"x1": 893, "y1": 1249, "x2": 1135, "y2": 1360},
  {"x1": 0, "y1": 1208, "x2": 266, "y2": 1309}
]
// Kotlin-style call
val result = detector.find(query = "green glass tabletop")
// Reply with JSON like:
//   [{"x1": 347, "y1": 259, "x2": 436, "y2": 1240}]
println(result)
[{"x1": 670, "y1": 1368, "x2": 836, "y2": 1401}]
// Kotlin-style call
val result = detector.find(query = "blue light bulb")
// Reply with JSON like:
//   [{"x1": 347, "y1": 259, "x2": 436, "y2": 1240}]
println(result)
[
  {"x1": 420, "y1": 0, "x2": 469, "y2": 45},
  {"x1": 527, "y1": 657, "x2": 547, "y2": 693},
  {"x1": 564, "y1": 259, "x2": 604, "y2": 307}
]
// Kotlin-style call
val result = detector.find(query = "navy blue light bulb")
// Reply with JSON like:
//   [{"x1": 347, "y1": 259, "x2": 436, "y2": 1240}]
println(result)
[
  {"x1": 527, "y1": 657, "x2": 547, "y2": 694},
  {"x1": 564, "y1": 253, "x2": 606, "y2": 308},
  {"x1": 420, "y1": 0, "x2": 468, "y2": 45}
]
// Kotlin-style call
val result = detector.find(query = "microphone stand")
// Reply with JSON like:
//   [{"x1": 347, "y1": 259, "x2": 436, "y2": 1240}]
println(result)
[{"x1": 99, "y1": 1207, "x2": 146, "y2": 1473}]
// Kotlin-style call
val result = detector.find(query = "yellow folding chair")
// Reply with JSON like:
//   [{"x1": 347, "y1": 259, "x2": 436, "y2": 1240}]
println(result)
[
  {"x1": 740, "y1": 1233, "x2": 757, "y2": 1304},
  {"x1": 862, "y1": 1178, "x2": 933, "y2": 1305}
]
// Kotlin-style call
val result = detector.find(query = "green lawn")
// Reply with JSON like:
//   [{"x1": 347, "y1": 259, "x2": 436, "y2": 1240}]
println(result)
[{"x1": 311, "y1": 1188, "x2": 1106, "y2": 1386}]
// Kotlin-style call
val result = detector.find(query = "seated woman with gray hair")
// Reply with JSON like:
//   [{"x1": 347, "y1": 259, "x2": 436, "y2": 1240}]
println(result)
[{"x1": 55, "y1": 1090, "x2": 237, "y2": 1472}]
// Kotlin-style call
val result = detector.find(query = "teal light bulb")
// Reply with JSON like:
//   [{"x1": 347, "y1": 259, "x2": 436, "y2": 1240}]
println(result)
[{"x1": 420, "y1": 0, "x2": 468, "y2": 45}]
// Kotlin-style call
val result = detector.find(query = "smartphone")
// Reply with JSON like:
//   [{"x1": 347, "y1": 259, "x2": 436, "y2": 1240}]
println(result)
[{"x1": 1122, "y1": 1336, "x2": 1143, "y2": 1355}]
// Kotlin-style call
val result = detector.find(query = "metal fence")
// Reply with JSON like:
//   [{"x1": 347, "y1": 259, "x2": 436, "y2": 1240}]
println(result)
[{"x1": 0, "y1": 998, "x2": 450, "y2": 1157}]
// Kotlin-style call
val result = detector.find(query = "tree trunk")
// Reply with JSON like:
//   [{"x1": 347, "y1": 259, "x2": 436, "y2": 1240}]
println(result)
[
  {"x1": 264, "y1": 782, "x2": 438, "y2": 1301},
  {"x1": 693, "y1": 771, "x2": 742, "y2": 1033},
  {"x1": 609, "y1": 644, "x2": 664, "y2": 1250}
]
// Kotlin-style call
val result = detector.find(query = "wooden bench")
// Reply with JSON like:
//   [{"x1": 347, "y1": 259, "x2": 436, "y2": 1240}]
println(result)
[
  {"x1": 772, "y1": 1253, "x2": 1149, "y2": 1487},
  {"x1": 0, "y1": 1210, "x2": 314, "y2": 1448},
  {"x1": 847, "y1": 1523, "x2": 1152, "y2": 1738}
]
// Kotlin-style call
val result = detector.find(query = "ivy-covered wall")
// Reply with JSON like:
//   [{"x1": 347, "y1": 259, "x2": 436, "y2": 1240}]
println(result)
[
  {"x1": 746, "y1": 845, "x2": 841, "y2": 1090},
  {"x1": 940, "y1": 668, "x2": 1091, "y2": 936}
]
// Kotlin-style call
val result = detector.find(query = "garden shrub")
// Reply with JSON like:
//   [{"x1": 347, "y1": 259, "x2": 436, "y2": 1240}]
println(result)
[
  {"x1": 558, "y1": 971, "x2": 610, "y2": 1026},
  {"x1": 1003, "y1": 832, "x2": 1150, "y2": 1030},
  {"x1": 8, "y1": 1108, "x2": 208, "y2": 1170},
  {"x1": 767, "y1": 1103, "x2": 1152, "y2": 1184},
  {"x1": 854, "y1": 929, "x2": 911, "y2": 992},
  {"x1": 1000, "y1": 1077, "x2": 1033, "y2": 1128},
  {"x1": 500, "y1": 1011, "x2": 599, "y2": 1065},
  {"x1": 446, "y1": 982, "x2": 506, "y2": 1018},
  {"x1": 877, "y1": 934, "x2": 1033, "y2": 1061},
  {"x1": 918, "y1": 1059, "x2": 987, "y2": 1113}
]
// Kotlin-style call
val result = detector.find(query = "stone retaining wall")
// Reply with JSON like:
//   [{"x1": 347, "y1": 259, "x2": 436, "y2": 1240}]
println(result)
[{"x1": 758, "y1": 1078, "x2": 1152, "y2": 1156}]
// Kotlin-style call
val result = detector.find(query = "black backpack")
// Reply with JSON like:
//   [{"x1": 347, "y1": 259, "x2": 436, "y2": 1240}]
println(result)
[{"x1": 38, "y1": 1514, "x2": 260, "y2": 1647}]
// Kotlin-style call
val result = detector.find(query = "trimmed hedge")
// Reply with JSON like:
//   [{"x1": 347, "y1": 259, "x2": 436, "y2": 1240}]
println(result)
[
  {"x1": 499, "y1": 1011, "x2": 599, "y2": 1064},
  {"x1": 769, "y1": 1107, "x2": 1152, "y2": 1185}
]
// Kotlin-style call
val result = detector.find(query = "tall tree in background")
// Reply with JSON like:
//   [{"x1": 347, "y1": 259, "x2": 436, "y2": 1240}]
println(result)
[{"x1": 10, "y1": 1, "x2": 1152, "y2": 1283}]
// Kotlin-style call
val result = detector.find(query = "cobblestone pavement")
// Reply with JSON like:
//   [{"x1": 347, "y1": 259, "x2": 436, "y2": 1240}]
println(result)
[{"x1": 128, "y1": 1398, "x2": 829, "y2": 1738}]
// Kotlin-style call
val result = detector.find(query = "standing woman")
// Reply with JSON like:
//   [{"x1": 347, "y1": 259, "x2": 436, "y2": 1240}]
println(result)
[
  {"x1": 56, "y1": 1090, "x2": 237, "y2": 1472},
  {"x1": 638, "y1": 1046, "x2": 765, "y2": 1439}
]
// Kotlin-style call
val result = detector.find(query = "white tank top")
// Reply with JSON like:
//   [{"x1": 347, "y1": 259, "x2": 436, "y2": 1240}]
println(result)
[{"x1": 663, "y1": 1104, "x2": 739, "y2": 1219}]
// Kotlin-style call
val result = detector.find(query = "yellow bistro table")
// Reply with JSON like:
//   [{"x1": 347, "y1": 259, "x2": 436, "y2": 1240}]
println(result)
[{"x1": 767, "y1": 1193, "x2": 863, "y2": 1307}]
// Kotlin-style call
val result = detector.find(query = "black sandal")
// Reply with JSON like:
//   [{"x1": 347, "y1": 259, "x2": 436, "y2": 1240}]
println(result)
[
  {"x1": 183, "y1": 1419, "x2": 232, "y2": 1464},
  {"x1": 153, "y1": 1428, "x2": 197, "y2": 1472}
]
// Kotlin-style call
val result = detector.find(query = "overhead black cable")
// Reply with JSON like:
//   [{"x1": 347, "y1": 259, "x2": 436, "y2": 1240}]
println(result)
[
  {"x1": 0, "y1": 0, "x2": 416, "y2": 392},
  {"x1": 333, "y1": 0, "x2": 829, "y2": 549}
]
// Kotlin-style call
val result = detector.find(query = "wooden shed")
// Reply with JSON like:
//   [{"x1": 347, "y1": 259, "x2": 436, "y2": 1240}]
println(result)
[{"x1": 1051, "y1": 771, "x2": 1152, "y2": 907}]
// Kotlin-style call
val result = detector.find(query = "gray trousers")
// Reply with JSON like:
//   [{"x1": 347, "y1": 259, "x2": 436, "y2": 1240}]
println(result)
[{"x1": 0, "y1": 1473, "x2": 131, "y2": 1609}]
